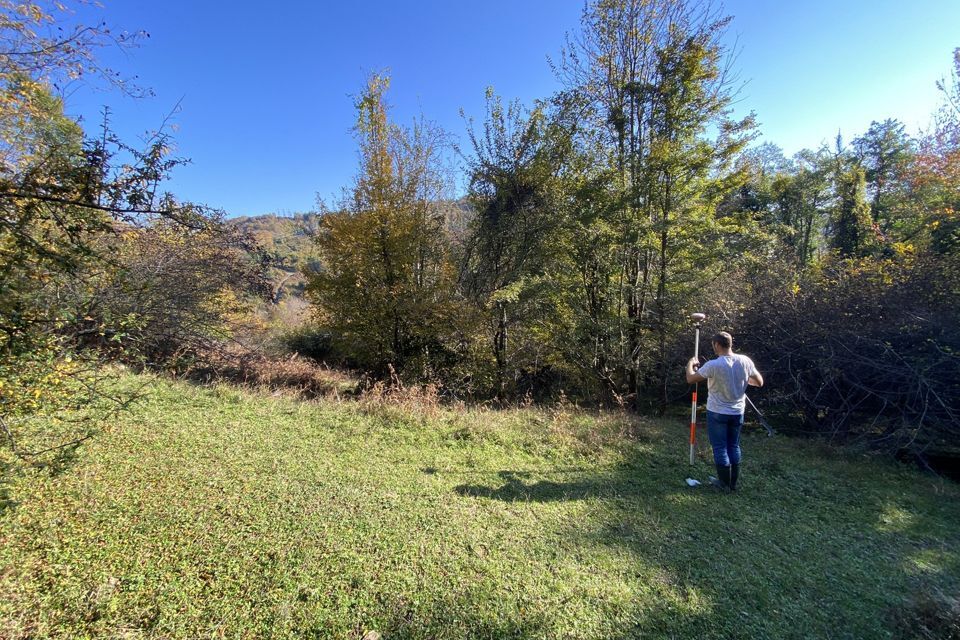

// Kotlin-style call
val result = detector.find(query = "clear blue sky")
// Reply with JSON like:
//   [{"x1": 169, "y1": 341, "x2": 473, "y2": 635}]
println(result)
[{"x1": 64, "y1": 1, "x2": 960, "y2": 217}]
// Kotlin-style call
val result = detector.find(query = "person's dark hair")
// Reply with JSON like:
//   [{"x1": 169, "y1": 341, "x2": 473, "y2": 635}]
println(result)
[{"x1": 712, "y1": 332, "x2": 733, "y2": 349}]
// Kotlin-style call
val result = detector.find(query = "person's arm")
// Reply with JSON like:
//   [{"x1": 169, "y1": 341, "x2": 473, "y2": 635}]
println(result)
[
  {"x1": 686, "y1": 357, "x2": 706, "y2": 384},
  {"x1": 747, "y1": 359, "x2": 764, "y2": 387}
]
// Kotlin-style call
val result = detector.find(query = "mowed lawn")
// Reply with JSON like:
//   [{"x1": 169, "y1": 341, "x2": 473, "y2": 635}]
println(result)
[{"x1": 1, "y1": 374, "x2": 958, "y2": 639}]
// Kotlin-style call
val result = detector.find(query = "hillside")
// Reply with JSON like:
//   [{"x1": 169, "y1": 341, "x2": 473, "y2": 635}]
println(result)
[
  {"x1": 230, "y1": 201, "x2": 474, "y2": 304},
  {"x1": 1, "y1": 373, "x2": 957, "y2": 638},
  {"x1": 230, "y1": 212, "x2": 322, "y2": 302}
]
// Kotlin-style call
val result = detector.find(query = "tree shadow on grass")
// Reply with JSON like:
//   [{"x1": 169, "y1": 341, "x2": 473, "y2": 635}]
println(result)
[
  {"x1": 370, "y1": 610, "x2": 550, "y2": 640},
  {"x1": 29, "y1": 439, "x2": 85, "y2": 477},
  {"x1": 450, "y1": 451, "x2": 960, "y2": 638},
  {"x1": 454, "y1": 468, "x2": 651, "y2": 502},
  {"x1": 0, "y1": 440, "x2": 88, "y2": 517}
]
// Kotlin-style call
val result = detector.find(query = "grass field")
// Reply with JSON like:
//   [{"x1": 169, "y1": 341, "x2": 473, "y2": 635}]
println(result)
[{"x1": 1, "y1": 372, "x2": 958, "y2": 639}]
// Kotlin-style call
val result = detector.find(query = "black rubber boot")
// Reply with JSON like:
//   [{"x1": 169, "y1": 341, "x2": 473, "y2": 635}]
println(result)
[
  {"x1": 730, "y1": 463, "x2": 740, "y2": 491},
  {"x1": 710, "y1": 465, "x2": 731, "y2": 491}
]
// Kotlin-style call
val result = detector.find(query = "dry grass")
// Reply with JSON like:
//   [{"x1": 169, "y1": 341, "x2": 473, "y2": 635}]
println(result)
[
  {"x1": 354, "y1": 365, "x2": 444, "y2": 418},
  {"x1": 183, "y1": 343, "x2": 358, "y2": 399}
]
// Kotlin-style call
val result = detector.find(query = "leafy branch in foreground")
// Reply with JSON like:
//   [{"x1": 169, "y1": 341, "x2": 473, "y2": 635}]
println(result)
[{"x1": 0, "y1": 1, "x2": 266, "y2": 460}]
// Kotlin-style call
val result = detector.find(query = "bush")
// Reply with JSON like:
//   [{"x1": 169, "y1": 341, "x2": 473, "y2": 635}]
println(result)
[
  {"x1": 65, "y1": 220, "x2": 269, "y2": 370},
  {"x1": 735, "y1": 252, "x2": 960, "y2": 454},
  {"x1": 279, "y1": 325, "x2": 336, "y2": 362}
]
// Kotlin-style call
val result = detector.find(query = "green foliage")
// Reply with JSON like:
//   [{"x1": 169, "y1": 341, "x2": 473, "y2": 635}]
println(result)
[
  {"x1": 307, "y1": 74, "x2": 462, "y2": 377},
  {"x1": 0, "y1": 2, "x2": 264, "y2": 457},
  {"x1": 831, "y1": 163, "x2": 875, "y2": 257},
  {"x1": 853, "y1": 119, "x2": 915, "y2": 231},
  {"x1": 550, "y1": 0, "x2": 758, "y2": 410},
  {"x1": 460, "y1": 91, "x2": 570, "y2": 396},
  {"x1": 0, "y1": 77, "x2": 121, "y2": 456},
  {"x1": 733, "y1": 145, "x2": 832, "y2": 269}
]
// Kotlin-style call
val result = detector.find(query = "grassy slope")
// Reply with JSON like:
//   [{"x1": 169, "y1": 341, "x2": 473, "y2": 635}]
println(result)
[{"x1": 1, "y1": 374, "x2": 958, "y2": 639}]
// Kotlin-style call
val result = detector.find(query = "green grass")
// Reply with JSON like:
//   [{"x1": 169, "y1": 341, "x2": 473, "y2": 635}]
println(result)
[{"x1": 1, "y1": 373, "x2": 958, "y2": 639}]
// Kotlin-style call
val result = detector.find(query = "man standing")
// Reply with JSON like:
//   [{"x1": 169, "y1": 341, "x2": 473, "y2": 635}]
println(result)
[{"x1": 685, "y1": 331, "x2": 763, "y2": 491}]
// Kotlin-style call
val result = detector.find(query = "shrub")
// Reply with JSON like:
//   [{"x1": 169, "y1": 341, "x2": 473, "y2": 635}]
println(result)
[
  {"x1": 64, "y1": 220, "x2": 270, "y2": 370},
  {"x1": 735, "y1": 252, "x2": 960, "y2": 454},
  {"x1": 279, "y1": 325, "x2": 336, "y2": 363}
]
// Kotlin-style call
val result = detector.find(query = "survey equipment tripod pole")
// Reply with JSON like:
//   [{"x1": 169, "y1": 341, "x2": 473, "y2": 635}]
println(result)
[{"x1": 689, "y1": 313, "x2": 705, "y2": 465}]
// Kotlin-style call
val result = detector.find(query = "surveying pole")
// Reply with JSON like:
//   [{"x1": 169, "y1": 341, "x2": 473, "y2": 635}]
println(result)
[{"x1": 689, "y1": 312, "x2": 706, "y2": 465}]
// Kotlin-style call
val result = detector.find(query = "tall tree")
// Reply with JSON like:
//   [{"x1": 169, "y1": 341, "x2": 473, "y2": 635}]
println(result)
[
  {"x1": 557, "y1": 0, "x2": 755, "y2": 410},
  {"x1": 830, "y1": 163, "x2": 874, "y2": 258},
  {"x1": 308, "y1": 74, "x2": 458, "y2": 376},
  {"x1": 459, "y1": 91, "x2": 565, "y2": 397},
  {"x1": 853, "y1": 119, "x2": 914, "y2": 233},
  {"x1": 772, "y1": 148, "x2": 832, "y2": 268}
]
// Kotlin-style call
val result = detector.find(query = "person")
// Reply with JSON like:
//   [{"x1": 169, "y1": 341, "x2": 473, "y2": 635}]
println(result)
[{"x1": 684, "y1": 331, "x2": 763, "y2": 491}]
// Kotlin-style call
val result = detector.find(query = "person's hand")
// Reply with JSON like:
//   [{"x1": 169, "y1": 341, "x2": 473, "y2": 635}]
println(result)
[{"x1": 687, "y1": 357, "x2": 700, "y2": 371}]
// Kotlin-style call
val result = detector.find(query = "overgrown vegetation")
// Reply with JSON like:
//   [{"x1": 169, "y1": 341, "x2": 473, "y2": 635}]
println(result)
[
  {"x1": 293, "y1": 2, "x2": 960, "y2": 460},
  {"x1": 3, "y1": 0, "x2": 955, "y2": 460},
  {"x1": 0, "y1": 2, "x2": 271, "y2": 458},
  {"x1": 1, "y1": 2, "x2": 958, "y2": 634}
]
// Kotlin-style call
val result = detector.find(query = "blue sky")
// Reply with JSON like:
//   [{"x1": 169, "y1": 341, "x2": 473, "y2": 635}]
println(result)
[{"x1": 64, "y1": 1, "x2": 960, "y2": 217}]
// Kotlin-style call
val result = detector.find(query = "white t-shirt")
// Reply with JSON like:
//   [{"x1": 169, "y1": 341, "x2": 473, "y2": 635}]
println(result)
[{"x1": 697, "y1": 353, "x2": 758, "y2": 415}]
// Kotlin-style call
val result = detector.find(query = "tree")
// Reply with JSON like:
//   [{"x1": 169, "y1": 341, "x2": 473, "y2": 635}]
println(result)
[
  {"x1": 307, "y1": 74, "x2": 459, "y2": 377},
  {"x1": 0, "y1": 2, "x2": 242, "y2": 458},
  {"x1": 831, "y1": 164, "x2": 873, "y2": 257},
  {"x1": 853, "y1": 119, "x2": 914, "y2": 233},
  {"x1": 459, "y1": 91, "x2": 567, "y2": 397},
  {"x1": 557, "y1": 0, "x2": 756, "y2": 410},
  {"x1": 908, "y1": 48, "x2": 960, "y2": 255},
  {"x1": 770, "y1": 149, "x2": 832, "y2": 268}
]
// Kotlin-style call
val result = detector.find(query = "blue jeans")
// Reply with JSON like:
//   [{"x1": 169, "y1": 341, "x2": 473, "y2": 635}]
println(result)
[{"x1": 706, "y1": 410, "x2": 743, "y2": 466}]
